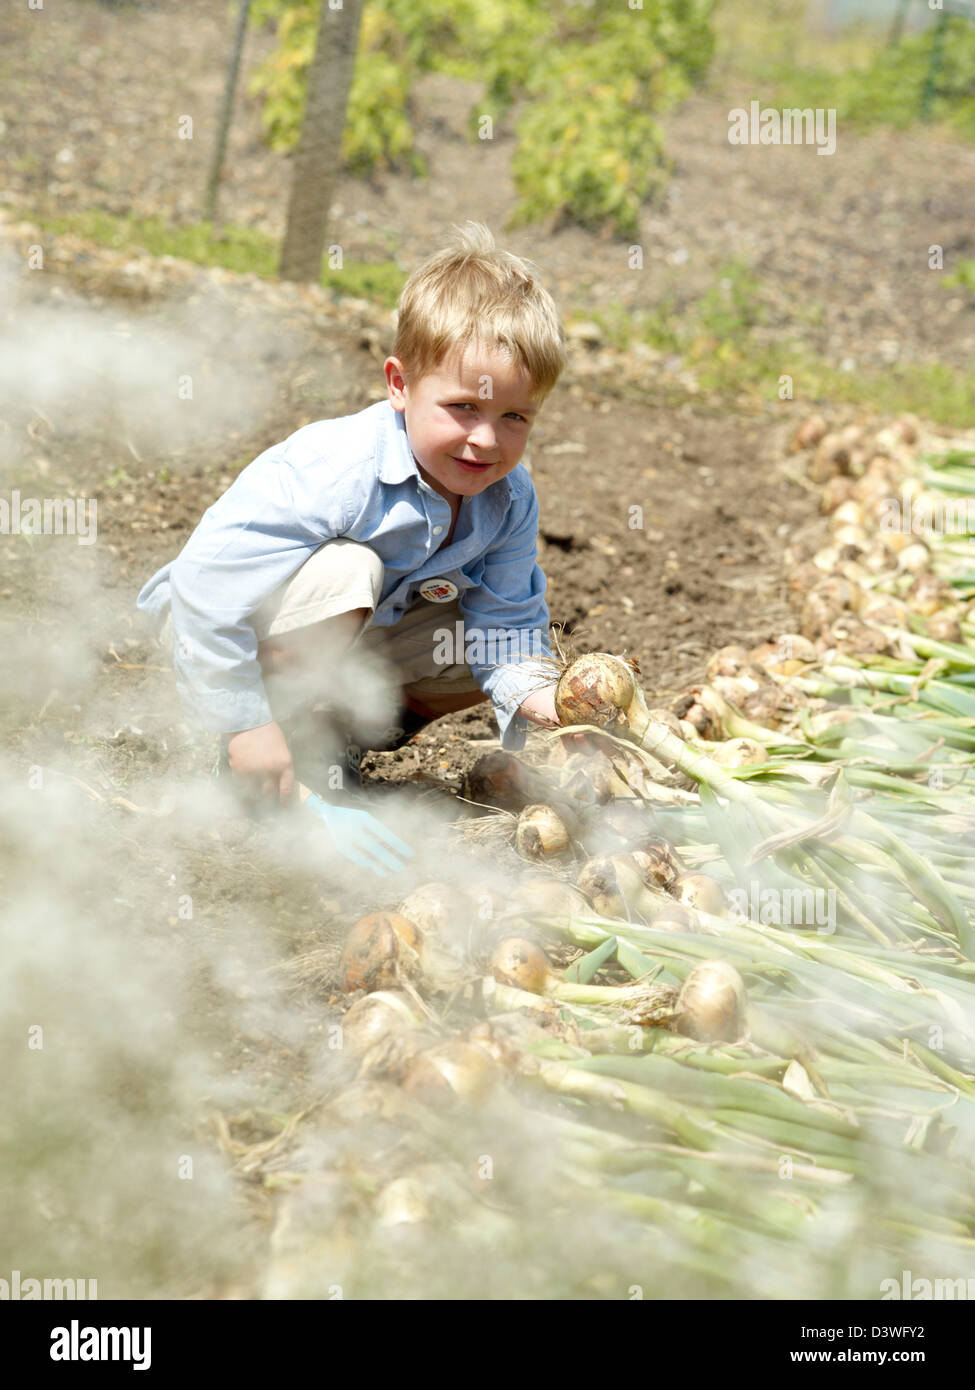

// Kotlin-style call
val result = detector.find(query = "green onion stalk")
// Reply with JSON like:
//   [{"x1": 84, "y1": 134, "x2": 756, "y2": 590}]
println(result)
[{"x1": 552, "y1": 653, "x2": 975, "y2": 959}]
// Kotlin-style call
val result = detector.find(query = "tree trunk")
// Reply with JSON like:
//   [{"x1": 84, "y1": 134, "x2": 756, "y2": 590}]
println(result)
[{"x1": 279, "y1": 0, "x2": 364, "y2": 283}]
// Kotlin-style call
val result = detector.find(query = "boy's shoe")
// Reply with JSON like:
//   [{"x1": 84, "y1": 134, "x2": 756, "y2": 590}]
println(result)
[
  {"x1": 283, "y1": 706, "x2": 364, "y2": 797},
  {"x1": 364, "y1": 704, "x2": 435, "y2": 753}
]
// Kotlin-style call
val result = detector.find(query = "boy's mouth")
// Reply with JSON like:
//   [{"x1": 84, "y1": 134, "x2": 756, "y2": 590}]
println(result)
[{"x1": 452, "y1": 456, "x2": 494, "y2": 473}]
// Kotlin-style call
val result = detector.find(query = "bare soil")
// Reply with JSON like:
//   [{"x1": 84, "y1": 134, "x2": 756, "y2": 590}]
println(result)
[{"x1": 4, "y1": 0, "x2": 964, "y2": 1298}]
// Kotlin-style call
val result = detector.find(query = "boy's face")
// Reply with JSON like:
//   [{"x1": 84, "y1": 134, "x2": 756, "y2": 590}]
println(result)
[{"x1": 384, "y1": 344, "x2": 539, "y2": 502}]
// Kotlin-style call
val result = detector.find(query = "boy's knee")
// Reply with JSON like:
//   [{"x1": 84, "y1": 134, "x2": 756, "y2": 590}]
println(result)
[{"x1": 258, "y1": 606, "x2": 370, "y2": 673}]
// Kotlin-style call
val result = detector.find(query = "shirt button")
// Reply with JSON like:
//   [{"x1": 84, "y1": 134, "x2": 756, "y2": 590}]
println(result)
[{"x1": 432, "y1": 525, "x2": 444, "y2": 535}]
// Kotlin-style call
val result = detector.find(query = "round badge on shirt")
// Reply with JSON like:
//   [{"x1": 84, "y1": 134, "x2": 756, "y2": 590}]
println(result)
[{"x1": 418, "y1": 578, "x2": 459, "y2": 603}]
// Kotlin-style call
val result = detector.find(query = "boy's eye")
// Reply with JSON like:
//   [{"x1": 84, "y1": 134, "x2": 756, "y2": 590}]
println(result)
[{"x1": 448, "y1": 402, "x2": 528, "y2": 424}]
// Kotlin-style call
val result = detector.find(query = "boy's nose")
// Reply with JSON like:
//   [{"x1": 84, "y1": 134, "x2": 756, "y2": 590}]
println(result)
[{"x1": 467, "y1": 421, "x2": 498, "y2": 450}]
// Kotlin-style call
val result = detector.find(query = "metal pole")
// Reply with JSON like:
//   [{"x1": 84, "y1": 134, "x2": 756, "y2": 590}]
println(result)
[
  {"x1": 920, "y1": 7, "x2": 949, "y2": 122},
  {"x1": 203, "y1": 0, "x2": 252, "y2": 225},
  {"x1": 887, "y1": 0, "x2": 912, "y2": 49}
]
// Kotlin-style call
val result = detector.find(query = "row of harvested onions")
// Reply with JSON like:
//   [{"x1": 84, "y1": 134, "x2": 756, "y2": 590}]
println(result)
[{"x1": 266, "y1": 413, "x2": 975, "y2": 1298}]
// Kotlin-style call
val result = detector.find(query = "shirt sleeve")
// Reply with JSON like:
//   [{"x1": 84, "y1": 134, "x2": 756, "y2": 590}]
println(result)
[
  {"x1": 459, "y1": 482, "x2": 556, "y2": 751},
  {"x1": 166, "y1": 448, "x2": 351, "y2": 734}
]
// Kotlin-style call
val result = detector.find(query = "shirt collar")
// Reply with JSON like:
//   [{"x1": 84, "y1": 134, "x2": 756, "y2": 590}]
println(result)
[{"x1": 376, "y1": 400, "x2": 514, "y2": 501}]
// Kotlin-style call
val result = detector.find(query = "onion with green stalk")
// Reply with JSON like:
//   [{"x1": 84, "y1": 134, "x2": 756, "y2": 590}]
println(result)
[
  {"x1": 488, "y1": 933, "x2": 679, "y2": 1024},
  {"x1": 552, "y1": 651, "x2": 975, "y2": 959}
]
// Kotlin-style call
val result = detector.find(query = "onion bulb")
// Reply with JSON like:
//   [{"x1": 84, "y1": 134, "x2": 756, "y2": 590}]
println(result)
[
  {"x1": 898, "y1": 542, "x2": 931, "y2": 574},
  {"x1": 577, "y1": 853, "x2": 660, "y2": 921},
  {"x1": 710, "y1": 737, "x2": 767, "y2": 769},
  {"x1": 708, "y1": 674, "x2": 761, "y2": 707},
  {"x1": 812, "y1": 544, "x2": 843, "y2": 573},
  {"x1": 908, "y1": 572, "x2": 951, "y2": 617},
  {"x1": 821, "y1": 476, "x2": 856, "y2": 513},
  {"x1": 646, "y1": 707, "x2": 684, "y2": 737},
  {"x1": 402, "y1": 1040, "x2": 499, "y2": 1106},
  {"x1": 787, "y1": 562, "x2": 823, "y2": 601},
  {"x1": 340, "y1": 990, "x2": 424, "y2": 1057},
  {"x1": 515, "y1": 803, "x2": 573, "y2": 861},
  {"x1": 740, "y1": 684, "x2": 806, "y2": 732},
  {"x1": 505, "y1": 876, "x2": 590, "y2": 926},
  {"x1": 826, "y1": 616, "x2": 890, "y2": 658},
  {"x1": 831, "y1": 524, "x2": 869, "y2": 551},
  {"x1": 749, "y1": 633, "x2": 816, "y2": 677},
  {"x1": 338, "y1": 912, "x2": 422, "y2": 993},
  {"x1": 926, "y1": 610, "x2": 963, "y2": 644},
  {"x1": 489, "y1": 935, "x2": 558, "y2": 994},
  {"x1": 671, "y1": 689, "x2": 721, "y2": 740},
  {"x1": 555, "y1": 653, "x2": 650, "y2": 739},
  {"x1": 650, "y1": 902, "x2": 695, "y2": 933},
  {"x1": 794, "y1": 415, "x2": 828, "y2": 450},
  {"x1": 374, "y1": 1176, "x2": 431, "y2": 1227},
  {"x1": 881, "y1": 528, "x2": 916, "y2": 555},
  {"x1": 398, "y1": 882, "x2": 469, "y2": 947},
  {"x1": 829, "y1": 499, "x2": 865, "y2": 529},
  {"x1": 858, "y1": 594, "x2": 909, "y2": 626},
  {"x1": 706, "y1": 645, "x2": 752, "y2": 681},
  {"x1": 629, "y1": 841, "x2": 682, "y2": 892},
  {"x1": 676, "y1": 960, "x2": 747, "y2": 1042},
  {"x1": 672, "y1": 872, "x2": 726, "y2": 916}
]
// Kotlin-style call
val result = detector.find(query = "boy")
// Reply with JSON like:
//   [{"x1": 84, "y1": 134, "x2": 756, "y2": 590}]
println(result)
[{"x1": 137, "y1": 223, "x2": 566, "y2": 875}]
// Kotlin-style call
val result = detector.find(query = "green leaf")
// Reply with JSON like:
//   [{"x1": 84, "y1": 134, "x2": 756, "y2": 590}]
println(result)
[
  {"x1": 562, "y1": 935, "x2": 617, "y2": 984},
  {"x1": 615, "y1": 939, "x2": 660, "y2": 983}
]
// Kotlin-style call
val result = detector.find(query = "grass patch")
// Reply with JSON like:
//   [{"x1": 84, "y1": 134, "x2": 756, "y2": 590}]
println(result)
[
  {"x1": 580, "y1": 259, "x2": 975, "y2": 428},
  {"x1": 713, "y1": 2, "x2": 975, "y2": 144},
  {"x1": 29, "y1": 208, "x2": 406, "y2": 308},
  {"x1": 944, "y1": 260, "x2": 975, "y2": 295}
]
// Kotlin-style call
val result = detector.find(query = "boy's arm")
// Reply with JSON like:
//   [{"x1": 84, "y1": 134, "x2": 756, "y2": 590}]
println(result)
[
  {"x1": 162, "y1": 448, "x2": 350, "y2": 735},
  {"x1": 459, "y1": 484, "x2": 557, "y2": 751}
]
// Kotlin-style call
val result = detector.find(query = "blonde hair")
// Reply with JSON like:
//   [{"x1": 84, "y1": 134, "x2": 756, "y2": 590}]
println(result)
[{"x1": 392, "y1": 223, "x2": 567, "y2": 401}]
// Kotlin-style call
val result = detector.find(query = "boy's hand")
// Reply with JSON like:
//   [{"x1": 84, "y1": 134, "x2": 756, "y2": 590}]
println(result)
[
  {"x1": 518, "y1": 683, "x2": 615, "y2": 761},
  {"x1": 225, "y1": 720, "x2": 295, "y2": 805}
]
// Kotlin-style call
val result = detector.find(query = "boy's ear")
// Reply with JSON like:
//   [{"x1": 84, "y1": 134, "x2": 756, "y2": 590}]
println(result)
[{"x1": 384, "y1": 356, "x2": 408, "y2": 408}]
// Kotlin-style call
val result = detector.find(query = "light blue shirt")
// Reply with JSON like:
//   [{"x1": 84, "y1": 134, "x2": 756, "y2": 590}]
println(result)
[{"x1": 136, "y1": 400, "x2": 554, "y2": 749}]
